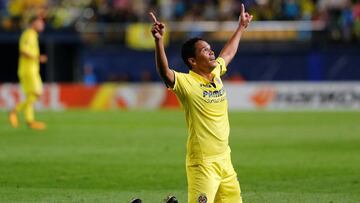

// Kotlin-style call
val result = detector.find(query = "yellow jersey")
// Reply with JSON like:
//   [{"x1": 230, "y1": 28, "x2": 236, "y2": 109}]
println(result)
[
  {"x1": 171, "y1": 57, "x2": 230, "y2": 165},
  {"x1": 18, "y1": 28, "x2": 40, "y2": 76}
]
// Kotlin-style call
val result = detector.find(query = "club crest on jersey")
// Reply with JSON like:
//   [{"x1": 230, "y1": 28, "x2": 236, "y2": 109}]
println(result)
[{"x1": 198, "y1": 193, "x2": 207, "y2": 203}]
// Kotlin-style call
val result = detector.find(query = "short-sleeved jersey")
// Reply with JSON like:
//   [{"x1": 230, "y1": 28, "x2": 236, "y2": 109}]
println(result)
[
  {"x1": 171, "y1": 57, "x2": 230, "y2": 165},
  {"x1": 18, "y1": 28, "x2": 40, "y2": 76}
]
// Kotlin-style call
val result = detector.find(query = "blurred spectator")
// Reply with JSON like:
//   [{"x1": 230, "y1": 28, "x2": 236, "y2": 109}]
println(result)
[
  {"x1": 282, "y1": 0, "x2": 300, "y2": 20},
  {"x1": 219, "y1": 0, "x2": 235, "y2": 20},
  {"x1": 318, "y1": 0, "x2": 352, "y2": 41},
  {"x1": 173, "y1": 0, "x2": 186, "y2": 20},
  {"x1": 83, "y1": 63, "x2": 97, "y2": 86},
  {"x1": 300, "y1": 0, "x2": 315, "y2": 20},
  {"x1": 353, "y1": 0, "x2": 360, "y2": 38},
  {"x1": 0, "y1": 0, "x2": 7, "y2": 13}
]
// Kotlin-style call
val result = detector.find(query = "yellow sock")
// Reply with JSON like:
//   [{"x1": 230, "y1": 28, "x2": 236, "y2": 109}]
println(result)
[{"x1": 22, "y1": 94, "x2": 38, "y2": 123}]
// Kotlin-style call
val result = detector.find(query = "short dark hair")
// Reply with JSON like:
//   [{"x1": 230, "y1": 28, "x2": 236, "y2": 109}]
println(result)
[
  {"x1": 29, "y1": 15, "x2": 44, "y2": 25},
  {"x1": 181, "y1": 37, "x2": 203, "y2": 69},
  {"x1": 29, "y1": 16, "x2": 39, "y2": 24}
]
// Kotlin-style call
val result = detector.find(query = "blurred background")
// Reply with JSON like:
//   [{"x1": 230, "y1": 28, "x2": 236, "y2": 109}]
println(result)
[{"x1": 1, "y1": 0, "x2": 360, "y2": 110}]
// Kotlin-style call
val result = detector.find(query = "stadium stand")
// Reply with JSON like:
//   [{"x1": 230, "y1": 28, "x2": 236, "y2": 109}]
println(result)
[{"x1": 0, "y1": 0, "x2": 359, "y2": 83}]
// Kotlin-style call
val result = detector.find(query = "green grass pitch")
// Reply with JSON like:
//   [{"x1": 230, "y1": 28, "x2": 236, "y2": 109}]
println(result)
[{"x1": 1, "y1": 110, "x2": 359, "y2": 202}]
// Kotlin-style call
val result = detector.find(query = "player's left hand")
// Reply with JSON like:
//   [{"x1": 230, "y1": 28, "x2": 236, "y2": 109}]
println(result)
[
  {"x1": 239, "y1": 3, "x2": 253, "y2": 29},
  {"x1": 39, "y1": 54, "x2": 48, "y2": 64}
]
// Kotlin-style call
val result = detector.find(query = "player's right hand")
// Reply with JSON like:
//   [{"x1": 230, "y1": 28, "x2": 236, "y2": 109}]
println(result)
[{"x1": 149, "y1": 12, "x2": 165, "y2": 40}]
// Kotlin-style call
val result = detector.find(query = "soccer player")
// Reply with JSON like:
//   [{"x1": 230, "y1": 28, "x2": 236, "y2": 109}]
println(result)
[
  {"x1": 149, "y1": 4, "x2": 252, "y2": 203},
  {"x1": 9, "y1": 15, "x2": 47, "y2": 130}
]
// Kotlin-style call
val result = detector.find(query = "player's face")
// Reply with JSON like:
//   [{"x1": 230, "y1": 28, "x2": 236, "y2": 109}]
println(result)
[
  {"x1": 193, "y1": 40, "x2": 217, "y2": 71},
  {"x1": 33, "y1": 19, "x2": 45, "y2": 32}
]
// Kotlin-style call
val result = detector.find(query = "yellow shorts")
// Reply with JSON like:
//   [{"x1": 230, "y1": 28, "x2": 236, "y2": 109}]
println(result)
[
  {"x1": 19, "y1": 72, "x2": 43, "y2": 95},
  {"x1": 187, "y1": 155, "x2": 242, "y2": 203}
]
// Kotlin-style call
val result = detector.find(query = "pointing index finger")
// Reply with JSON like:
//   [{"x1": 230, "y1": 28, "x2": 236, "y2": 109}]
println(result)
[{"x1": 149, "y1": 12, "x2": 158, "y2": 23}]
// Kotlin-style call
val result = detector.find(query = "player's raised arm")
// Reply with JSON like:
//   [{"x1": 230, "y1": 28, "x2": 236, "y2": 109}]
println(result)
[
  {"x1": 219, "y1": 4, "x2": 253, "y2": 66},
  {"x1": 149, "y1": 12, "x2": 175, "y2": 88}
]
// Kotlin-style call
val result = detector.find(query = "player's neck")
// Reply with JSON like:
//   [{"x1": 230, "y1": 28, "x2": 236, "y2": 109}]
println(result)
[
  {"x1": 192, "y1": 68, "x2": 214, "y2": 82},
  {"x1": 30, "y1": 27, "x2": 39, "y2": 33}
]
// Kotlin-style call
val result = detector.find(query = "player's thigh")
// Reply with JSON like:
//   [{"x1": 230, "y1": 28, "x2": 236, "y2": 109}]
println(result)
[
  {"x1": 20, "y1": 73, "x2": 43, "y2": 95},
  {"x1": 214, "y1": 159, "x2": 242, "y2": 203},
  {"x1": 214, "y1": 175, "x2": 242, "y2": 203},
  {"x1": 32, "y1": 75, "x2": 43, "y2": 95},
  {"x1": 187, "y1": 163, "x2": 220, "y2": 203}
]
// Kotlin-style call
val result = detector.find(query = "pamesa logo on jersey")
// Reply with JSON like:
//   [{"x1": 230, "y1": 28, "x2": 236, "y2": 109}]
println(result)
[{"x1": 203, "y1": 88, "x2": 225, "y2": 98}]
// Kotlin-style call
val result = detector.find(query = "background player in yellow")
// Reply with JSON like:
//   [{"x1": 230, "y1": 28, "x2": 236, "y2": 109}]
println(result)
[
  {"x1": 150, "y1": 4, "x2": 252, "y2": 203},
  {"x1": 9, "y1": 15, "x2": 47, "y2": 130}
]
